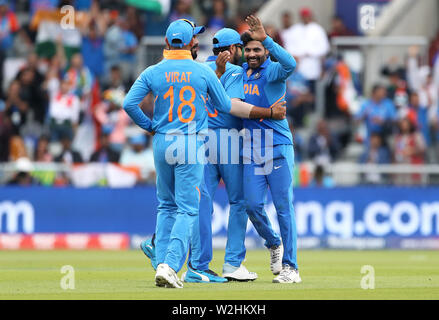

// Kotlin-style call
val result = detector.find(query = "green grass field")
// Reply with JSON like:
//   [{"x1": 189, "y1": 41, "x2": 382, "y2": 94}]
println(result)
[{"x1": 1, "y1": 249, "x2": 438, "y2": 300}]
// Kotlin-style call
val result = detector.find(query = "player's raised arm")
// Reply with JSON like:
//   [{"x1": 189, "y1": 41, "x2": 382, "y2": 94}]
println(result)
[
  {"x1": 245, "y1": 15, "x2": 296, "y2": 82},
  {"x1": 122, "y1": 70, "x2": 153, "y2": 133},
  {"x1": 205, "y1": 66, "x2": 286, "y2": 120},
  {"x1": 215, "y1": 51, "x2": 230, "y2": 79}
]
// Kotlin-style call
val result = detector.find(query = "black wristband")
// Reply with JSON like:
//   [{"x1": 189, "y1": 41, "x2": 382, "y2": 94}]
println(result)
[{"x1": 270, "y1": 108, "x2": 273, "y2": 119}]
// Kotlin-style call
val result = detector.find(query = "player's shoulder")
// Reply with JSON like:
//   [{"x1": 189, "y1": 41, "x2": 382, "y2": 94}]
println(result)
[
  {"x1": 224, "y1": 63, "x2": 244, "y2": 77},
  {"x1": 139, "y1": 62, "x2": 161, "y2": 77},
  {"x1": 226, "y1": 63, "x2": 243, "y2": 73}
]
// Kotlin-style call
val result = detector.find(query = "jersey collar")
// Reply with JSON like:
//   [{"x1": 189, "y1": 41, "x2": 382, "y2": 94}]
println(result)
[{"x1": 163, "y1": 49, "x2": 193, "y2": 60}]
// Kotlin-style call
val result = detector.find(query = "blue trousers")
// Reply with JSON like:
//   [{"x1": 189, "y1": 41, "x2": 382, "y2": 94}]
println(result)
[
  {"x1": 243, "y1": 144, "x2": 298, "y2": 269},
  {"x1": 153, "y1": 133, "x2": 205, "y2": 272},
  {"x1": 190, "y1": 129, "x2": 248, "y2": 270}
]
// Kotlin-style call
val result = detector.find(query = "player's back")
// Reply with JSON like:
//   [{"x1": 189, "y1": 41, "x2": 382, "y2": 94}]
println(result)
[{"x1": 145, "y1": 55, "x2": 215, "y2": 135}]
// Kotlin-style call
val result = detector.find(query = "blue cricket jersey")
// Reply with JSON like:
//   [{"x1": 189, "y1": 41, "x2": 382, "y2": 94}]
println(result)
[
  {"x1": 205, "y1": 56, "x2": 245, "y2": 130},
  {"x1": 242, "y1": 36, "x2": 296, "y2": 147},
  {"x1": 123, "y1": 50, "x2": 232, "y2": 135}
]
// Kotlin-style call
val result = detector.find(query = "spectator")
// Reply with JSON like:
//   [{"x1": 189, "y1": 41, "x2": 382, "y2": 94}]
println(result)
[
  {"x1": 206, "y1": 0, "x2": 227, "y2": 34},
  {"x1": 359, "y1": 133, "x2": 391, "y2": 184},
  {"x1": 10, "y1": 27, "x2": 34, "y2": 59},
  {"x1": 406, "y1": 92, "x2": 431, "y2": 148},
  {"x1": 54, "y1": 134, "x2": 83, "y2": 164},
  {"x1": 90, "y1": 128, "x2": 120, "y2": 163},
  {"x1": 34, "y1": 134, "x2": 53, "y2": 162},
  {"x1": 289, "y1": 119, "x2": 304, "y2": 163},
  {"x1": 168, "y1": 0, "x2": 194, "y2": 23},
  {"x1": 120, "y1": 134, "x2": 155, "y2": 184},
  {"x1": 283, "y1": 7, "x2": 329, "y2": 93},
  {"x1": 265, "y1": 24, "x2": 283, "y2": 48},
  {"x1": 0, "y1": 1, "x2": 19, "y2": 51},
  {"x1": 30, "y1": 0, "x2": 59, "y2": 18},
  {"x1": 81, "y1": 21, "x2": 105, "y2": 79},
  {"x1": 4, "y1": 80, "x2": 28, "y2": 135},
  {"x1": 355, "y1": 84, "x2": 397, "y2": 145},
  {"x1": 285, "y1": 70, "x2": 313, "y2": 127},
  {"x1": 279, "y1": 11, "x2": 293, "y2": 46},
  {"x1": 0, "y1": 105, "x2": 13, "y2": 161},
  {"x1": 0, "y1": 0, "x2": 19, "y2": 95},
  {"x1": 126, "y1": 6, "x2": 143, "y2": 41},
  {"x1": 310, "y1": 164, "x2": 335, "y2": 187},
  {"x1": 7, "y1": 157, "x2": 36, "y2": 186},
  {"x1": 15, "y1": 52, "x2": 45, "y2": 90},
  {"x1": 328, "y1": 16, "x2": 355, "y2": 39},
  {"x1": 101, "y1": 65, "x2": 126, "y2": 92},
  {"x1": 119, "y1": 18, "x2": 138, "y2": 84},
  {"x1": 46, "y1": 68, "x2": 80, "y2": 142},
  {"x1": 392, "y1": 117, "x2": 426, "y2": 185},
  {"x1": 308, "y1": 119, "x2": 342, "y2": 165},
  {"x1": 17, "y1": 67, "x2": 48, "y2": 126},
  {"x1": 64, "y1": 52, "x2": 93, "y2": 102},
  {"x1": 94, "y1": 88, "x2": 130, "y2": 152},
  {"x1": 104, "y1": 15, "x2": 124, "y2": 75}
]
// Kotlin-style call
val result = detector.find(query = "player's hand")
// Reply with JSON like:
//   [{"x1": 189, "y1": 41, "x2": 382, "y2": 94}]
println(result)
[
  {"x1": 271, "y1": 101, "x2": 287, "y2": 120},
  {"x1": 146, "y1": 130, "x2": 155, "y2": 136},
  {"x1": 215, "y1": 51, "x2": 230, "y2": 79},
  {"x1": 245, "y1": 15, "x2": 267, "y2": 42}
]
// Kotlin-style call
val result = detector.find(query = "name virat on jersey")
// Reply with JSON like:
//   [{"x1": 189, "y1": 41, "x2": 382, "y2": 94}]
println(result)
[{"x1": 165, "y1": 71, "x2": 192, "y2": 83}]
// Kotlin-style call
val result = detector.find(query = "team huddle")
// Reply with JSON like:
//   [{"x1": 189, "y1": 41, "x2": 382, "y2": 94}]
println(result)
[{"x1": 123, "y1": 15, "x2": 301, "y2": 288}]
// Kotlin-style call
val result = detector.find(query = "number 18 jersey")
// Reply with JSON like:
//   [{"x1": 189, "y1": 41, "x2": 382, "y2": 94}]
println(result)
[{"x1": 123, "y1": 50, "x2": 232, "y2": 135}]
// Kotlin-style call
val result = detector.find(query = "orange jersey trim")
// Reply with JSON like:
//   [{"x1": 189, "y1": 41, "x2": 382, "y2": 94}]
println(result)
[
  {"x1": 259, "y1": 92, "x2": 286, "y2": 122},
  {"x1": 163, "y1": 50, "x2": 193, "y2": 60}
]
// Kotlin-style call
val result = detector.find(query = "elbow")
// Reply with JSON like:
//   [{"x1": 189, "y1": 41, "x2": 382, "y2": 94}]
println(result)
[
  {"x1": 283, "y1": 56, "x2": 297, "y2": 76},
  {"x1": 287, "y1": 56, "x2": 297, "y2": 73},
  {"x1": 122, "y1": 100, "x2": 131, "y2": 113}
]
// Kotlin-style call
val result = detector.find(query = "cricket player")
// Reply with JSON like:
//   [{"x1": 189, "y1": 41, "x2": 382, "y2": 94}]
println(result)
[
  {"x1": 240, "y1": 15, "x2": 301, "y2": 283},
  {"x1": 123, "y1": 19, "x2": 287, "y2": 288},
  {"x1": 183, "y1": 28, "x2": 258, "y2": 283}
]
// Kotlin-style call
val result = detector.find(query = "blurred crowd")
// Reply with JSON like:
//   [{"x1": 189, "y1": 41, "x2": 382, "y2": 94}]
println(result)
[{"x1": 0, "y1": 0, "x2": 439, "y2": 187}]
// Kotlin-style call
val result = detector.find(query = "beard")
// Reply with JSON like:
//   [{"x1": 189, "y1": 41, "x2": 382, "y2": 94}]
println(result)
[
  {"x1": 191, "y1": 44, "x2": 199, "y2": 60},
  {"x1": 231, "y1": 50, "x2": 242, "y2": 65},
  {"x1": 247, "y1": 55, "x2": 265, "y2": 69}
]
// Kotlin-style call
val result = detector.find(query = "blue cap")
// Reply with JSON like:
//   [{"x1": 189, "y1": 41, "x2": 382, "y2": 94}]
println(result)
[
  {"x1": 212, "y1": 28, "x2": 243, "y2": 48},
  {"x1": 129, "y1": 134, "x2": 146, "y2": 145},
  {"x1": 178, "y1": 18, "x2": 205, "y2": 35},
  {"x1": 166, "y1": 20, "x2": 195, "y2": 48}
]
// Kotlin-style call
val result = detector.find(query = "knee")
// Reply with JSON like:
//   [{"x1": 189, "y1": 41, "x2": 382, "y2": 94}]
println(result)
[{"x1": 244, "y1": 197, "x2": 264, "y2": 216}]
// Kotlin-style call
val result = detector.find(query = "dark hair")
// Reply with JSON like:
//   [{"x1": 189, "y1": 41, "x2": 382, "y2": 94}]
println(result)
[
  {"x1": 399, "y1": 117, "x2": 416, "y2": 134},
  {"x1": 240, "y1": 32, "x2": 256, "y2": 47},
  {"x1": 371, "y1": 83, "x2": 385, "y2": 95}
]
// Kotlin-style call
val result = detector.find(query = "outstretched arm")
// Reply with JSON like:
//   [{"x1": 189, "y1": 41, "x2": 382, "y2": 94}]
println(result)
[{"x1": 206, "y1": 66, "x2": 286, "y2": 120}]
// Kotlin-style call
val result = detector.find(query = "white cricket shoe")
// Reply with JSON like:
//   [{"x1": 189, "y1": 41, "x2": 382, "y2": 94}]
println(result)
[
  {"x1": 269, "y1": 243, "x2": 283, "y2": 275},
  {"x1": 222, "y1": 263, "x2": 258, "y2": 282},
  {"x1": 272, "y1": 265, "x2": 302, "y2": 283},
  {"x1": 155, "y1": 263, "x2": 184, "y2": 288}
]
